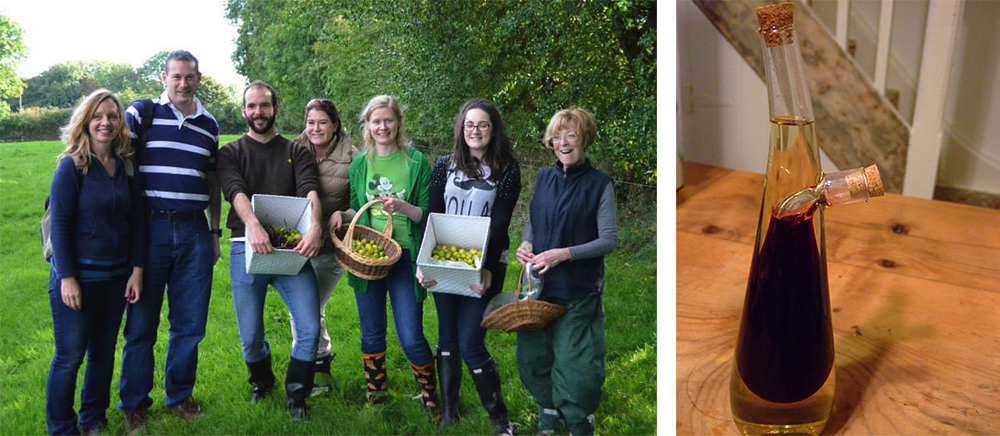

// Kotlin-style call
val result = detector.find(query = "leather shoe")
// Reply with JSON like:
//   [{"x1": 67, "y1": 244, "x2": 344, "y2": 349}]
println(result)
[
  {"x1": 167, "y1": 397, "x2": 202, "y2": 419},
  {"x1": 123, "y1": 409, "x2": 148, "y2": 435}
]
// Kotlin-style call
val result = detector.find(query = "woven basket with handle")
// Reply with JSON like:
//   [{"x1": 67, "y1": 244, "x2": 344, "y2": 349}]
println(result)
[
  {"x1": 332, "y1": 198, "x2": 402, "y2": 280},
  {"x1": 481, "y1": 263, "x2": 565, "y2": 333}
]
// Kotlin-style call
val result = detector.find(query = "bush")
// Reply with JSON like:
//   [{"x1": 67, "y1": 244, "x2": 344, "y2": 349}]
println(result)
[{"x1": 0, "y1": 106, "x2": 71, "y2": 142}]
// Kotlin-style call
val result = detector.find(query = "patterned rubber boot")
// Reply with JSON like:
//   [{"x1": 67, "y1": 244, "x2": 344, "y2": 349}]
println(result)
[
  {"x1": 362, "y1": 352, "x2": 388, "y2": 406},
  {"x1": 411, "y1": 360, "x2": 441, "y2": 425}
]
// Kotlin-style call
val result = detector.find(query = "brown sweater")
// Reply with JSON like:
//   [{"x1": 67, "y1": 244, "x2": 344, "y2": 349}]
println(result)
[{"x1": 218, "y1": 134, "x2": 320, "y2": 237}]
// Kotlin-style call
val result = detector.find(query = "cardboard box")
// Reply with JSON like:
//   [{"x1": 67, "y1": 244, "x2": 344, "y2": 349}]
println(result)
[
  {"x1": 416, "y1": 213, "x2": 490, "y2": 298},
  {"x1": 245, "y1": 194, "x2": 312, "y2": 275}
]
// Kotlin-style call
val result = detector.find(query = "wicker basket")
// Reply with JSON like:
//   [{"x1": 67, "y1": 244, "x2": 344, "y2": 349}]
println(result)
[
  {"x1": 331, "y1": 199, "x2": 402, "y2": 280},
  {"x1": 481, "y1": 263, "x2": 565, "y2": 333}
]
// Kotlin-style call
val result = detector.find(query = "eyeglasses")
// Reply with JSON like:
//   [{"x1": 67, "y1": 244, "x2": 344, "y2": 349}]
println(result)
[
  {"x1": 551, "y1": 132, "x2": 580, "y2": 143},
  {"x1": 463, "y1": 122, "x2": 492, "y2": 132}
]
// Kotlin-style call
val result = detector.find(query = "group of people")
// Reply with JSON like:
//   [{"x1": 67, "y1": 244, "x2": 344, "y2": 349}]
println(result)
[{"x1": 45, "y1": 50, "x2": 617, "y2": 436}]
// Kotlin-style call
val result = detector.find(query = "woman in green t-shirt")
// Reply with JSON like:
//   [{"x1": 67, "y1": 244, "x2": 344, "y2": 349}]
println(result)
[{"x1": 330, "y1": 95, "x2": 437, "y2": 420}]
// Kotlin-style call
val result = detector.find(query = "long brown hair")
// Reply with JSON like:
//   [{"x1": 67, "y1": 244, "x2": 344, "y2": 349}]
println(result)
[{"x1": 57, "y1": 89, "x2": 133, "y2": 174}]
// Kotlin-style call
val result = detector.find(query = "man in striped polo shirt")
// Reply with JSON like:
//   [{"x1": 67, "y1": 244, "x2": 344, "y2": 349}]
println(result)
[{"x1": 118, "y1": 50, "x2": 220, "y2": 433}]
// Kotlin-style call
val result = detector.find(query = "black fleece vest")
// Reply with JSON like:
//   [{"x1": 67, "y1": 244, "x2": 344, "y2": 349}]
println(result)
[{"x1": 529, "y1": 159, "x2": 611, "y2": 301}]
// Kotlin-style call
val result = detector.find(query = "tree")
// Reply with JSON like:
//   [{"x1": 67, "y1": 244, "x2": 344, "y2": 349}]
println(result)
[
  {"x1": 225, "y1": 0, "x2": 656, "y2": 183},
  {"x1": 1, "y1": 14, "x2": 27, "y2": 117}
]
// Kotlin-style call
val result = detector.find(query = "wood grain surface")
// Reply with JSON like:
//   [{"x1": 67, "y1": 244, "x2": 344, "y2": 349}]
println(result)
[{"x1": 676, "y1": 161, "x2": 1000, "y2": 435}]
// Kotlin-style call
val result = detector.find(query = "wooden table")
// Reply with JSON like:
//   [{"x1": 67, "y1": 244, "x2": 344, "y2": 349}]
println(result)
[{"x1": 676, "y1": 161, "x2": 1000, "y2": 435}]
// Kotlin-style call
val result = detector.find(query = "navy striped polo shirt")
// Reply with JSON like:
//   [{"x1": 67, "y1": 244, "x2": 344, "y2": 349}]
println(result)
[{"x1": 125, "y1": 92, "x2": 220, "y2": 213}]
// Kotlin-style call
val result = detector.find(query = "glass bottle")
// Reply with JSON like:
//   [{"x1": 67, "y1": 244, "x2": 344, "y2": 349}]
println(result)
[{"x1": 728, "y1": 3, "x2": 877, "y2": 435}]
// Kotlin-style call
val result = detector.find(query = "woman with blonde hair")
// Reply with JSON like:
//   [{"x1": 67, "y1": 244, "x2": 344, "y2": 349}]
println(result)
[
  {"x1": 330, "y1": 95, "x2": 437, "y2": 419},
  {"x1": 290, "y1": 98, "x2": 358, "y2": 395},
  {"x1": 45, "y1": 89, "x2": 146, "y2": 435},
  {"x1": 515, "y1": 108, "x2": 618, "y2": 436}
]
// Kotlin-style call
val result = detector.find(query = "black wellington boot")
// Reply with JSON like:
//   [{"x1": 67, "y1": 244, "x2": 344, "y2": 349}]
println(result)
[
  {"x1": 437, "y1": 350, "x2": 462, "y2": 428},
  {"x1": 246, "y1": 354, "x2": 275, "y2": 403},
  {"x1": 285, "y1": 357, "x2": 315, "y2": 419},
  {"x1": 470, "y1": 358, "x2": 514, "y2": 436},
  {"x1": 312, "y1": 354, "x2": 335, "y2": 397}
]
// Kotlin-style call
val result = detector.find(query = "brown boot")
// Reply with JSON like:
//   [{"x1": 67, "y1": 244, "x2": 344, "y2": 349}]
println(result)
[
  {"x1": 411, "y1": 360, "x2": 441, "y2": 424},
  {"x1": 363, "y1": 352, "x2": 388, "y2": 406}
]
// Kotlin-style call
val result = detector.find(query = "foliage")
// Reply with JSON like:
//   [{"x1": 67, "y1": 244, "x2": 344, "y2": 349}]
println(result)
[
  {"x1": 16, "y1": 61, "x2": 142, "y2": 109},
  {"x1": 225, "y1": 0, "x2": 656, "y2": 183},
  {"x1": 0, "y1": 106, "x2": 71, "y2": 142},
  {"x1": 226, "y1": 0, "x2": 339, "y2": 133},
  {"x1": 0, "y1": 14, "x2": 27, "y2": 118},
  {"x1": 4, "y1": 52, "x2": 245, "y2": 139},
  {"x1": 198, "y1": 76, "x2": 245, "y2": 135}
]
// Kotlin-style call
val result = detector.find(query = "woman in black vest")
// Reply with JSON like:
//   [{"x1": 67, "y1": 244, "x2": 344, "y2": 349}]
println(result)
[
  {"x1": 514, "y1": 108, "x2": 618, "y2": 436},
  {"x1": 416, "y1": 98, "x2": 520, "y2": 435}
]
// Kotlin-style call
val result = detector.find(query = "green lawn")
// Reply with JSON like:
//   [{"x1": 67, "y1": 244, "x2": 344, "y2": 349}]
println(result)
[{"x1": 0, "y1": 138, "x2": 656, "y2": 435}]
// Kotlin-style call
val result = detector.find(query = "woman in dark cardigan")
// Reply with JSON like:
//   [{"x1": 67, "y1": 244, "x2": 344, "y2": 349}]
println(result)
[
  {"x1": 46, "y1": 89, "x2": 146, "y2": 435},
  {"x1": 416, "y1": 98, "x2": 520, "y2": 435}
]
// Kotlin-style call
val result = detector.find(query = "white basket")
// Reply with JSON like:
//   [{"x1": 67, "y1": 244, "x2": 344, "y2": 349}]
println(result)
[
  {"x1": 245, "y1": 194, "x2": 312, "y2": 275},
  {"x1": 416, "y1": 213, "x2": 490, "y2": 298}
]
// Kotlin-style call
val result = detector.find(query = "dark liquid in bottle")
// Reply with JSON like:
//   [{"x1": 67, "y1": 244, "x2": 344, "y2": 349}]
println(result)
[{"x1": 735, "y1": 213, "x2": 834, "y2": 403}]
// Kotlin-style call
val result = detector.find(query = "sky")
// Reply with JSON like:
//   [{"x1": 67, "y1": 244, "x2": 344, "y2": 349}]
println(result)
[{"x1": 2, "y1": 0, "x2": 246, "y2": 88}]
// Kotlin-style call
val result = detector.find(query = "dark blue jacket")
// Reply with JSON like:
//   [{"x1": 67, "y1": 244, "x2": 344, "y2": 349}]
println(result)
[
  {"x1": 49, "y1": 155, "x2": 146, "y2": 285},
  {"x1": 529, "y1": 159, "x2": 611, "y2": 301}
]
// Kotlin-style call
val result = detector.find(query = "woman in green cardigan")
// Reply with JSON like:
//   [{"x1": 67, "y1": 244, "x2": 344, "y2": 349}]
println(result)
[{"x1": 330, "y1": 95, "x2": 437, "y2": 419}]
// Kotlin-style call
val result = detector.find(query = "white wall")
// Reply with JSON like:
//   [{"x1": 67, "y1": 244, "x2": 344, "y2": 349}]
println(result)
[
  {"x1": 938, "y1": 0, "x2": 1000, "y2": 194},
  {"x1": 678, "y1": 0, "x2": 1000, "y2": 197}
]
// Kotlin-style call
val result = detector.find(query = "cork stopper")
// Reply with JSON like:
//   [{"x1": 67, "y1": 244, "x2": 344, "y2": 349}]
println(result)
[
  {"x1": 845, "y1": 165, "x2": 884, "y2": 200},
  {"x1": 756, "y1": 2, "x2": 794, "y2": 47},
  {"x1": 863, "y1": 165, "x2": 884, "y2": 197}
]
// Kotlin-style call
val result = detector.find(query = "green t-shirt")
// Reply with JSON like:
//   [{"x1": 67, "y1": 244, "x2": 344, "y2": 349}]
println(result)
[{"x1": 365, "y1": 151, "x2": 411, "y2": 248}]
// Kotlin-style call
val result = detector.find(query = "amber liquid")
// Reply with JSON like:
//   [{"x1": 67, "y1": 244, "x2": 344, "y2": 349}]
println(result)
[{"x1": 731, "y1": 213, "x2": 835, "y2": 435}]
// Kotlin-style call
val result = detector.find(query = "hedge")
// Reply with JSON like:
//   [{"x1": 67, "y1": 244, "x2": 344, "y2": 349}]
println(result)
[{"x1": 1, "y1": 107, "x2": 72, "y2": 142}]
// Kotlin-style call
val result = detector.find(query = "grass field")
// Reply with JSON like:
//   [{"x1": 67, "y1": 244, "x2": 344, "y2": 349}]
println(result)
[{"x1": 0, "y1": 137, "x2": 657, "y2": 435}]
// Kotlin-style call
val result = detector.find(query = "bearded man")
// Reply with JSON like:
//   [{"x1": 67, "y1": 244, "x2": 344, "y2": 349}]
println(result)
[{"x1": 216, "y1": 80, "x2": 324, "y2": 418}]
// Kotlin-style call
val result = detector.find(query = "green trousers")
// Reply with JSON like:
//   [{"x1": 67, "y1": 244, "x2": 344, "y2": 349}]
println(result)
[{"x1": 516, "y1": 293, "x2": 606, "y2": 434}]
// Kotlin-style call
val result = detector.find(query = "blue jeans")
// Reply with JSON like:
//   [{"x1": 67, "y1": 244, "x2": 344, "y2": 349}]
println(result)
[
  {"x1": 354, "y1": 250, "x2": 432, "y2": 365},
  {"x1": 432, "y1": 263, "x2": 507, "y2": 368},
  {"x1": 119, "y1": 216, "x2": 213, "y2": 410},
  {"x1": 47, "y1": 274, "x2": 127, "y2": 435},
  {"x1": 229, "y1": 241, "x2": 320, "y2": 363}
]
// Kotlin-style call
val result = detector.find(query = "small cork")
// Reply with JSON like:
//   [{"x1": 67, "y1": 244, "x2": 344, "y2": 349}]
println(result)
[
  {"x1": 845, "y1": 165, "x2": 884, "y2": 200},
  {"x1": 756, "y1": 2, "x2": 794, "y2": 47},
  {"x1": 863, "y1": 165, "x2": 884, "y2": 198}
]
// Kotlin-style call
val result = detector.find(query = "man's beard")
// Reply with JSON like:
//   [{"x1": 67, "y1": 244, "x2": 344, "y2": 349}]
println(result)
[{"x1": 246, "y1": 114, "x2": 275, "y2": 135}]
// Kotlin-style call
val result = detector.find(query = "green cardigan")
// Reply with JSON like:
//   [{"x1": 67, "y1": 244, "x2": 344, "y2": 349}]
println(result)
[{"x1": 346, "y1": 148, "x2": 432, "y2": 302}]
